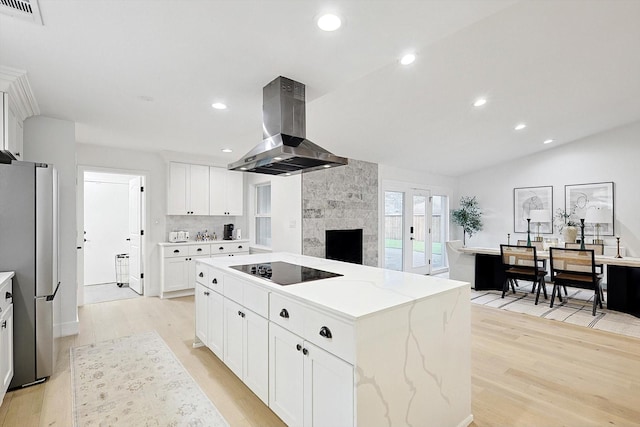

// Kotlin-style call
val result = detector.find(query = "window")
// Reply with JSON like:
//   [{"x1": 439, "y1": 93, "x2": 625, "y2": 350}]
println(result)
[
  {"x1": 255, "y1": 183, "x2": 271, "y2": 247},
  {"x1": 431, "y1": 195, "x2": 449, "y2": 271}
]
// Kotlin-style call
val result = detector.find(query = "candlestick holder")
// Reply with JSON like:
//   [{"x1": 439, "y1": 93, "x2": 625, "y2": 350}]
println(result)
[
  {"x1": 615, "y1": 236, "x2": 623, "y2": 258},
  {"x1": 526, "y1": 219, "x2": 531, "y2": 247},
  {"x1": 579, "y1": 218, "x2": 585, "y2": 250},
  {"x1": 507, "y1": 233, "x2": 511, "y2": 245}
]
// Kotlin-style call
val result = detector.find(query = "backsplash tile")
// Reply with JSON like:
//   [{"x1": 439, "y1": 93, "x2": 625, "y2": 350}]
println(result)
[{"x1": 165, "y1": 216, "x2": 239, "y2": 241}]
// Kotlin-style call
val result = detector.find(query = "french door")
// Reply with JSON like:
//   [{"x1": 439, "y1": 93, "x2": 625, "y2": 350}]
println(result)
[{"x1": 384, "y1": 189, "x2": 431, "y2": 275}]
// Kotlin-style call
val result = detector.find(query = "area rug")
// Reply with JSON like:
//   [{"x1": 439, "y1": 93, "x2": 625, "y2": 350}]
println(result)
[
  {"x1": 70, "y1": 330, "x2": 229, "y2": 427},
  {"x1": 471, "y1": 283, "x2": 640, "y2": 339}
]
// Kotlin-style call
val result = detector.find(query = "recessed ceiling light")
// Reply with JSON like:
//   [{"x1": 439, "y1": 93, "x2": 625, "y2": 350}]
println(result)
[
  {"x1": 473, "y1": 98, "x2": 487, "y2": 107},
  {"x1": 515, "y1": 123, "x2": 527, "y2": 131},
  {"x1": 211, "y1": 102, "x2": 227, "y2": 110},
  {"x1": 400, "y1": 53, "x2": 416, "y2": 65},
  {"x1": 240, "y1": 167, "x2": 247, "y2": 171},
  {"x1": 274, "y1": 157, "x2": 282, "y2": 161},
  {"x1": 317, "y1": 14, "x2": 341, "y2": 31},
  {"x1": 285, "y1": 173, "x2": 292, "y2": 176},
  {"x1": 543, "y1": 139, "x2": 554, "y2": 144},
  {"x1": 221, "y1": 148, "x2": 233, "y2": 153},
  {"x1": 323, "y1": 164, "x2": 331, "y2": 168}
]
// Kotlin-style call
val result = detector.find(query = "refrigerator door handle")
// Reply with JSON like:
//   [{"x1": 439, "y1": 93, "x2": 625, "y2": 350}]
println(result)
[{"x1": 36, "y1": 281, "x2": 60, "y2": 302}]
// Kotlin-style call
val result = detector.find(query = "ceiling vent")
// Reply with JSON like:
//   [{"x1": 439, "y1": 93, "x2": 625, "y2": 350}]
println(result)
[{"x1": 0, "y1": 0, "x2": 43, "y2": 25}]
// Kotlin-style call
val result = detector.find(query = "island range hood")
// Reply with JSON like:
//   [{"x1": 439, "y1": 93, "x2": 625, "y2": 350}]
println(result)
[{"x1": 228, "y1": 76, "x2": 348, "y2": 175}]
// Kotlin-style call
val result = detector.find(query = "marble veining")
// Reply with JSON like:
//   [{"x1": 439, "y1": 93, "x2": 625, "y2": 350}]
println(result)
[{"x1": 355, "y1": 365, "x2": 392, "y2": 427}]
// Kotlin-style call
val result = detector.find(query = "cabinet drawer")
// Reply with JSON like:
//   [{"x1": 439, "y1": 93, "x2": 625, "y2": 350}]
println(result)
[
  {"x1": 164, "y1": 246, "x2": 187, "y2": 258},
  {"x1": 243, "y1": 282, "x2": 269, "y2": 319},
  {"x1": 223, "y1": 274, "x2": 269, "y2": 318},
  {"x1": 195, "y1": 262, "x2": 208, "y2": 285},
  {"x1": 213, "y1": 242, "x2": 248, "y2": 255},
  {"x1": 207, "y1": 267, "x2": 224, "y2": 294},
  {"x1": 303, "y1": 309, "x2": 355, "y2": 365},
  {"x1": 189, "y1": 244, "x2": 211, "y2": 256},
  {"x1": 269, "y1": 293, "x2": 305, "y2": 337},
  {"x1": 0, "y1": 278, "x2": 12, "y2": 313}
]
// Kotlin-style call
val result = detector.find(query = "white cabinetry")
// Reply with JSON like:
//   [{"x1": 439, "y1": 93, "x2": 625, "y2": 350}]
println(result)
[
  {"x1": 195, "y1": 281, "x2": 224, "y2": 358},
  {"x1": 0, "y1": 273, "x2": 14, "y2": 406},
  {"x1": 1, "y1": 92, "x2": 24, "y2": 160},
  {"x1": 167, "y1": 162, "x2": 209, "y2": 215},
  {"x1": 269, "y1": 301, "x2": 354, "y2": 427},
  {"x1": 209, "y1": 167, "x2": 244, "y2": 216},
  {"x1": 160, "y1": 242, "x2": 248, "y2": 298}
]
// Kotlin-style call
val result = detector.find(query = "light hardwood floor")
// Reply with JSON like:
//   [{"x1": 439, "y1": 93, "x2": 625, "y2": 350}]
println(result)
[{"x1": 0, "y1": 296, "x2": 639, "y2": 427}]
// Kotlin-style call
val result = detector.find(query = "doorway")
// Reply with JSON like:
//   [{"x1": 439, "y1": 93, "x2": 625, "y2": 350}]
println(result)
[
  {"x1": 77, "y1": 168, "x2": 145, "y2": 305},
  {"x1": 383, "y1": 188, "x2": 431, "y2": 275}
]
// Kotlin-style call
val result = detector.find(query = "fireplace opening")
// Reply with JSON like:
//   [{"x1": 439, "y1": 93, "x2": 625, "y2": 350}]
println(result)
[{"x1": 325, "y1": 229, "x2": 363, "y2": 265}]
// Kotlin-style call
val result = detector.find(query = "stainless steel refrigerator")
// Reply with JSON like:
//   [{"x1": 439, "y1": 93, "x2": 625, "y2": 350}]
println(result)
[{"x1": 0, "y1": 160, "x2": 59, "y2": 389}]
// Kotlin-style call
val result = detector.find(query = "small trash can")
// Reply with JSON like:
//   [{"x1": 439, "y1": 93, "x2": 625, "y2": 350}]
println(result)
[{"x1": 115, "y1": 253, "x2": 129, "y2": 287}]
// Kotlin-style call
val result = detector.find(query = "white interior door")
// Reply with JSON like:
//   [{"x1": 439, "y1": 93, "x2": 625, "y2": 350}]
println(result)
[
  {"x1": 84, "y1": 180, "x2": 129, "y2": 285},
  {"x1": 128, "y1": 176, "x2": 143, "y2": 295}
]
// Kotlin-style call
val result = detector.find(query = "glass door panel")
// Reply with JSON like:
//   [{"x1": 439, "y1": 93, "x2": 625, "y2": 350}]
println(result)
[
  {"x1": 406, "y1": 192, "x2": 430, "y2": 275},
  {"x1": 384, "y1": 191, "x2": 403, "y2": 271},
  {"x1": 431, "y1": 195, "x2": 448, "y2": 272}
]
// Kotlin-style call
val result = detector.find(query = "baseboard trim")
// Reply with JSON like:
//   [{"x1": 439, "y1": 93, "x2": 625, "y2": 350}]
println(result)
[{"x1": 56, "y1": 320, "x2": 79, "y2": 337}]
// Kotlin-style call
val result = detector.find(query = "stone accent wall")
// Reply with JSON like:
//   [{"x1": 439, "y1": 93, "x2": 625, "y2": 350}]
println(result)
[{"x1": 301, "y1": 159, "x2": 378, "y2": 266}]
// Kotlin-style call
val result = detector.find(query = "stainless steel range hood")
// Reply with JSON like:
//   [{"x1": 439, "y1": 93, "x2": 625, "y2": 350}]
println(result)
[{"x1": 228, "y1": 76, "x2": 348, "y2": 175}]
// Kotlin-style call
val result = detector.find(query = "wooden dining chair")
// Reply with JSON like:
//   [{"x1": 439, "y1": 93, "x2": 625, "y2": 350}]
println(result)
[
  {"x1": 549, "y1": 247, "x2": 603, "y2": 316},
  {"x1": 564, "y1": 243, "x2": 605, "y2": 301},
  {"x1": 500, "y1": 245, "x2": 548, "y2": 304}
]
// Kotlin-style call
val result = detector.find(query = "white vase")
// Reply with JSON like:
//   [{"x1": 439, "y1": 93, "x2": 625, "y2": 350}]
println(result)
[{"x1": 563, "y1": 226, "x2": 578, "y2": 243}]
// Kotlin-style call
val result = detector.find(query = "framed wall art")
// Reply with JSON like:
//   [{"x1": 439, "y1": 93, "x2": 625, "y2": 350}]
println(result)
[
  {"x1": 513, "y1": 186, "x2": 553, "y2": 234},
  {"x1": 565, "y1": 182, "x2": 614, "y2": 236}
]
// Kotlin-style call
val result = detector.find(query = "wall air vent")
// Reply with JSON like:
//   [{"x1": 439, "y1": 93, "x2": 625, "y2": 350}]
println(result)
[{"x1": 0, "y1": 0, "x2": 43, "y2": 25}]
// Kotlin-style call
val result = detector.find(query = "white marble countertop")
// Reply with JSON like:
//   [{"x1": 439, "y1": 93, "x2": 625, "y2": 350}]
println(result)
[
  {"x1": 158, "y1": 239, "x2": 249, "y2": 246},
  {"x1": 199, "y1": 252, "x2": 469, "y2": 321},
  {"x1": 0, "y1": 272, "x2": 15, "y2": 284}
]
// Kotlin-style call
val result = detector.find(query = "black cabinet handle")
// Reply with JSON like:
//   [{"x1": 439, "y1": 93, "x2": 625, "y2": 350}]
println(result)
[
  {"x1": 173, "y1": 249, "x2": 180, "y2": 253},
  {"x1": 279, "y1": 308, "x2": 289, "y2": 319},
  {"x1": 1, "y1": 320, "x2": 5, "y2": 329},
  {"x1": 302, "y1": 348, "x2": 308, "y2": 355},
  {"x1": 238, "y1": 245, "x2": 243, "y2": 249},
  {"x1": 197, "y1": 248, "x2": 203, "y2": 252},
  {"x1": 319, "y1": 326, "x2": 333, "y2": 339},
  {"x1": 296, "y1": 344, "x2": 302, "y2": 351},
  {"x1": 212, "y1": 278, "x2": 217, "y2": 284},
  {"x1": 198, "y1": 272, "x2": 204, "y2": 277},
  {"x1": 219, "y1": 247, "x2": 224, "y2": 251},
  {"x1": 238, "y1": 310, "x2": 242, "y2": 316},
  {"x1": 5, "y1": 292, "x2": 11, "y2": 300},
  {"x1": 204, "y1": 291, "x2": 210, "y2": 296}
]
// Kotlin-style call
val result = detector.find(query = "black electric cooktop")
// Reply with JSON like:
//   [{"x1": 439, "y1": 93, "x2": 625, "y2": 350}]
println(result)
[{"x1": 230, "y1": 261, "x2": 343, "y2": 286}]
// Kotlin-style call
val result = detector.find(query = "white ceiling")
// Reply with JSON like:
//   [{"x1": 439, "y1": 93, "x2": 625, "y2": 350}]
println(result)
[{"x1": 1, "y1": 0, "x2": 639, "y2": 177}]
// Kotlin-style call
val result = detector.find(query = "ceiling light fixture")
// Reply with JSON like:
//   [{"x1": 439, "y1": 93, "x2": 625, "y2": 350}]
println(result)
[
  {"x1": 323, "y1": 164, "x2": 332, "y2": 168},
  {"x1": 473, "y1": 98, "x2": 487, "y2": 107},
  {"x1": 240, "y1": 167, "x2": 247, "y2": 171},
  {"x1": 211, "y1": 102, "x2": 227, "y2": 110},
  {"x1": 400, "y1": 53, "x2": 416, "y2": 65},
  {"x1": 515, "y1": 123, "x2": 527, "y2": 131},
  {"x1": 543, "y1": 139, "x2": 554, "y2": 144},
  {"x1": 221, "y1": 148, "x2": 233, "y2": 153},
  {"x1": 317, "y1": 14, "x2": 341, "y2": 31},
  {"x1": 273, "y1": 157, "x2": 282, "y2": 161}
]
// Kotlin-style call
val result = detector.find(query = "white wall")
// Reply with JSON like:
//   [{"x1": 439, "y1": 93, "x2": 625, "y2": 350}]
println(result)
[
  {"x1": 23, "y1": 116, "x2": 78, "y2": 336},
  {"x1": 245, "y1": 173, "x2": 302, "y2": 254},
  {"x1": 458, "y1": 120, "x2": 640, "y2": 256},
  {"x1": 76, "y1": 143, "x2": 166, "y2": 296}
]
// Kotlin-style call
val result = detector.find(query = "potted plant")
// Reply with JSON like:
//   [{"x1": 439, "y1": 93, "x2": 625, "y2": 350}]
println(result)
[
  {"x1": 451, "y1": 196, "x2": 483, "y2": 246},
  {"x1": 554, "y1": 208, "x2": 578, "y2": 243}
]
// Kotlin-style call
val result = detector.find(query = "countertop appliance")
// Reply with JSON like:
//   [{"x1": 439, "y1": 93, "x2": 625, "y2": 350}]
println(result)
[
  {"x1": 0, "y1": 160, "x2": 59, "y2": 389},
  {"x1": 230, "y1": 261, "x2": 343, "y2": 286},
  {"x1": 223, "y1": 224, "x2": 234, "y2": 240},
  {"x1": 228, "y1": 76, "x2": 348, "y2": 175},
  {"x1": 169, "y1": 231, "x2": 189, "y2": 242}
]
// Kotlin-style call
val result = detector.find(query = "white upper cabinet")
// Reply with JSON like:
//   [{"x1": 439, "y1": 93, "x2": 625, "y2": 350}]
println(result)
[
  {"x1": 209, "y1": 167, "x2": 244, "y2": 216},
  {"x1": 0, "y1": 68, "x2": 39, "y2": 161},
  {"x1": 167, "y1": 162, "x2": 210, "y2": 215}
]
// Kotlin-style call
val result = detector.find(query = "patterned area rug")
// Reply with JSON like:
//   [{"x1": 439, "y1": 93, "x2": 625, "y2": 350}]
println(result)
[
  {"x1": 70, "y1": 331, "x2": 229, "y2": 427},
  {"x1": 471, "y1": 283, "x2": 640, "y2": 339}
]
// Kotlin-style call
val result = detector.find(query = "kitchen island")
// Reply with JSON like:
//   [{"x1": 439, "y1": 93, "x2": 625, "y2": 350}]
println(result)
[{"x1": 195, "y1": 253, "x2": 472, "y2": 427}]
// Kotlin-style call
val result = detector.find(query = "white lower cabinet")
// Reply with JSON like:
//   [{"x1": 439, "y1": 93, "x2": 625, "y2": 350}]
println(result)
[
  {"x1": 269, "y1": 323, "x2": 354, "y2": 427},
  {"x1": 0, "y1": 276, "x2": 14, "y2": 406},
  {"x1": 223, "y1": 298, "x2": 269, "y2": 404},
  {"x1": 195, "y1": 283, "x2": 224, "y2": 359}
]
